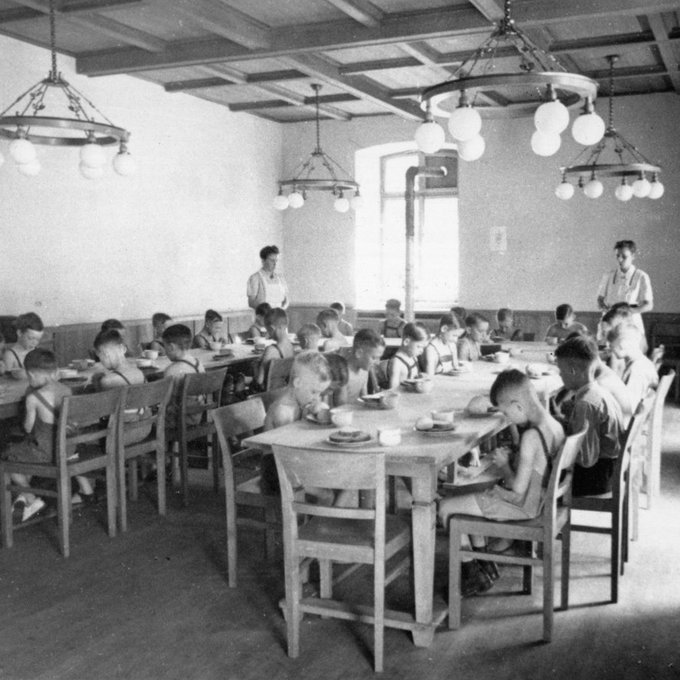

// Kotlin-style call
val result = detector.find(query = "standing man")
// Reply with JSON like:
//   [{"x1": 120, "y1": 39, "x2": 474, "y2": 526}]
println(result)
[
  {"x1": 596, "y1": 239, "x2": 653, "y2": 334},
  {"x1": 247, "y1": 245, "x2": 289, "y2": 310}
]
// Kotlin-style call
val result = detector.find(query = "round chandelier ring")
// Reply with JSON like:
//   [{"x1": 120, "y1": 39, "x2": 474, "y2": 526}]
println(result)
[
  {"x1": 0, "y1": 116, "x2": 128, "y2": 147},
  {"x1": 278, "y1": 178, "x2": 359, "y2": 192},
  {"x1": 422, "y1": 72, "x2": 598, "y2": 118},
  {"x1": 561, "y1": 162, "x2": 660, "y2": 179}
]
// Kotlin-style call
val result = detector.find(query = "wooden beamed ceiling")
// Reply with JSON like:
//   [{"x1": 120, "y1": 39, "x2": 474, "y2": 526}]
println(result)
[{"x1": 0, "y1": 0, "x2": 679, "y2": 123}]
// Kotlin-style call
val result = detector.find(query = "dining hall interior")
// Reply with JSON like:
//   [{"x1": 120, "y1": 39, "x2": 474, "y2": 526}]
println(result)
[{"x1": 1, "y1": 0, "x2": 680, "y2": 678}]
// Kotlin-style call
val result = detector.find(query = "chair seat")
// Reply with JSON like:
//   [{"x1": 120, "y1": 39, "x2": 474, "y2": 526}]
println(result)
[
  {"x1": 299, "y1": 514, "x2": 410, "y2": 550},
  {"x1": 452, "y1": 506, "x2": 570, "y2": 540}
]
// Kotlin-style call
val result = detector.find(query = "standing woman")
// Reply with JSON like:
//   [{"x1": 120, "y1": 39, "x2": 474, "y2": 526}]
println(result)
[
  {"x1": 247, "y1": 245, "x2": 289, "y2": 310},
  {"x1": 596, "y1": 240, "x2": 653, "y2": 335}
]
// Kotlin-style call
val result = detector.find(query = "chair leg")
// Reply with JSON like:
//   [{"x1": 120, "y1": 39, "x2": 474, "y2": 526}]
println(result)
[
  {"x1": 611, "y1": 507, "x2": 622, "y2": 604},
  {"x1": 319, "y1": 559, "x2": 332, "y2": 599},
  {"x1": 117, "y1": 448, "x2": 128, "y2": 534},
  {"x1": 523, "y1": 563, "x2": 533, "y2": 595},
  {"x1": 57, "y1": 473, "x2": 71, "y2": 558},
  {"x1": 0, "y1": 469, "x2": 13, "y2": 548},
  {"x1": 179, "y1": 439, "x2": 189, "y2": 507},
  {"x1": 447, "y1": 522, "x2": 462, "y2": 630},
  {"x1": 374, "y1": 558, "x2": 385, "y2": 673},
  {"x1": 106, "y1": 460, "x2": 117, "y2": 538},
  {"x1": 156, "y1": 445, "x2": 166, "y2": 516},
  {"x1": 264, "y1": 507, "x2": 278, "y2": 561},
  {"x1": 129, "y1": 460, "x2": 139, "y2": 502},
  {"x1": 542, "y1": 537, "x2": 554, "y2": 643},
  {"x1": 222, "y1": 449, "x2": 237, "y2": 588},
  {"x1": 283, "y1": 556, "x2": 302, "y2": 659},
  {"x1": 561, "y1": 524, "x2": 571, "y2": 611},
  {"x1": 211, "y1": 434, "x2": 220, "y2": 494}
]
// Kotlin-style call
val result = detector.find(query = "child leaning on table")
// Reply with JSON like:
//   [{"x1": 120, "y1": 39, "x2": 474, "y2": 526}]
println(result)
[
  {"x1": 149, "y1": 312, "x2": 172, "y2": 356},
  {"x1": 554, "y1": 335, "x2": 625, "y2": 497},
  {"x1": 248, "y1": 302, "x2": 271, "y2": 340},
  {"x1": 1, "y1": 349, "x2": 95, "y2": 520},
  {"x1": 257, "y1": 307, "x2": 295, "y2": 388},
  {"x1": 423, "y1": 313, "x2": 460, "y2": 376},
  {"x1": 457, "y1": 313, "x2": 490, "y2": 362},
  {"x1": 316, "y1": 308, "x2": 350, "y2": 352},
  {"x1": 193, "y1": 309, "x2": 229, "y2": 350},
  {"x1": 386, "y1": 322, "x2": 428, "y2": 389},
  {"x1": 261, "y1": 351, "x2": 332, "y2": 495},
  {"x1": 330, "y1": 301, "x2": 354, "y2": 337},
  {"x1": 438, "y1": 369, "x2": 566, "y2": 596},
  {"x1": 3, "y1": 312, "x2": 45, "y2": 378}
]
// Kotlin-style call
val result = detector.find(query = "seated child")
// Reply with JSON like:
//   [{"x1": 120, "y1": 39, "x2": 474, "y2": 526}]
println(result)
[
  {"x1": 423, "y1": 313, "x2": 460, "y2": 375},
  {"x1": 0, "y1": 331, "x2": 6, "y2": 374},
  {"x1": 554, "y1": 336, "x2": 625, "y2": 497},
  {"x1": 262, "y1": 351, "x2": 332, "y2": 495},
  {"x1": 438, "y1": 369, "x2": 565, "y2": 594},
  {"x1": 3, "y1": 312, "x2": 44, "y2": 377},
  {"x1": 297, "y1": 323, "x2": 322, "y2": 351},
  {"x1": 322, "y1": 353, "x2": 349, "y2": 407},
  {"x1": 149, "y1": 312, "x2": 172, "y2": 356},
  {"x1": 248, "y1": 302, "x2": 271, "y2": 340},
  {"x1": 450, "y1": 306, "x2": 467, "y2": 327},
  {"x1": 340, "y1": 329, "x2": 385, "y2": 402},
  {"x1": 257, "y1": 308, "x2": 295, "y2": 388},
  {"x1": 100, "y1": 318, "x2": 132, "y2": 357},
  {"x1": 457, "y1": 313, "x2": 490, "y2": 362},
  {"x1": 330, "y1": 301, "x2": 354, "y2": 337},
  {"x1": 193, "y1": 309, "x2": 230, "y2": 349},
  {"x1": 545, "y1": 304, "x2": 588, "y2": 343},
  {"x1": 387, "y1": 322, "x2": 428, "y2": 389},
  {"x1": 316, "y1": 308, "x2": 350, "y2": 352},
  {"x1": 608, "y1": 323, "x2": 658, "y2": 406},
  {"x1": 162, "y1": 324, "x2": 206, "y2": 432},
  {"x1": 382, "y1": 299, "x2": 406, "y2": 338},
  {"x1": 1, "y1": 349, "x2": 94, "y2": 520},
  {"x1": 492, "y1": 307, "x2": 522, "y2": 341}
]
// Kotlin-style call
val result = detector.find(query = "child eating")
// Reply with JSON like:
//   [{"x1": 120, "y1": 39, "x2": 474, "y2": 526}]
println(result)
[
  {"x1": 149, "y1": 312, "x2": 172, "y2": 356},
  {"x1": 296, "y1": 323, "x2": 322, "y2": 351},
  {"x1": 193, "y1": 309, "x2": 229, "y2": 349},
  {"x1": 457, "y1": 313, "x2": 489, "y2": 362},
  {"x1": 545, "y1": 304, "x2": 588, "y2": 344},
  {"x1": 248, "y1": 303, "x2": 271, "y2": 340},
  {"x1": 387, "y1": 322, "x2": 428, "y2": 389},
  {"x1": 3, "y1": 312, "x2": 44, "y2": 378},
  {"x1": 382, "y1": 299, "x2": 406, "y2": 338},
  {"x1": 492, "y1": 308, "x2": 522, "y2": 341},
  {"x1": 330, "y1": 301, "x2": 354, "y2": 337},
  {"x1": 340, "y1": 328, "x2": 385, "y2": 402},
  {"x1": 423, "y1": 313, "x2": 460, "y2": 375},
  {"x1": 316, "y1": 308, "x2": 350, "y2": 352},
  {"x1": 257, "y1": 307, "x2": 295, "y2": 388}
]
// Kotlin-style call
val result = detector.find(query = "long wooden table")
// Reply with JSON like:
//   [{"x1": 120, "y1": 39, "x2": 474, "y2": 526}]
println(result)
[{"x1": 244, "y1": 358, "x2": 562, "y2": 647}]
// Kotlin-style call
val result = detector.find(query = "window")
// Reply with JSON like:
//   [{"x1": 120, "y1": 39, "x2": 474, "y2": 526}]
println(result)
[{"x1": 354, "y1": 143, "x2": 459, "y2": 310}]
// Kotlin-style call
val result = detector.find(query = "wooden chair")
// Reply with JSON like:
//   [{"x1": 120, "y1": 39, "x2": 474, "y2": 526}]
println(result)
[
  {"x1": 210, "y1": 397, "x2": 282, "y2": 587},
  {"x1": 650, "y1": 322, "x2": 680, "y2": 401},
  {"x1": 448, "y1": 428, "x2": 587, "y2": 642},
  {"x1": 116, "y1": 378, "x2": 174, "y2": 532},
  {"x1": 0, "y1": 389, "x2": 122, "y2": 557},
  {"x1": 272, "y1": 444, "x2": 412, "y2": 673},
  {"x1": 266, "y1": 356, "x2": 294, "y2": 391},
  {"x1": 632, "y1": 371, "x2": 674, "y2": 517},
  {"x1": 253, "y1": 386, "x2": 287, "y2": 411},
  {"x1": 167, "y1": 368, "x2": 227, "y2": 506},
  {"x1": 571, "y1": 398, "x2": 652, "y2": 603}
]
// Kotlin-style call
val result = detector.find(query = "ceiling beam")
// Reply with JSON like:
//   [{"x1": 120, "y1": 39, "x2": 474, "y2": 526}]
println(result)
[
  {"x1": 229, "y1": 93, "x2": 358, "y2": 112},
  {"x1": 0, "y1": 0, "x2": 142, "y2": 23},
  {"x1": 646, "y1": 13, "x2": 680, "y2": 93},
  {"x1": 467, "y1": 0, "x2": 504, "y2": 22},
  {"x1": 398, "y1": 41, "x2": 452, "y2": 80},
  {"x1": 10, "y1": 0, "x2": 165, "y2": 52},
  {"x1": 282, "y1": 53, "x2": 424, "y2": 121},
  {"x1": 173, "y1": 0, "x2": 271, "y2": 50},
  {"x1": 323, "y1": 0, "x2": 384, "y2": 27},
  {"x1": 163, "y1": 69, "x2": 306, "y2": 93}
]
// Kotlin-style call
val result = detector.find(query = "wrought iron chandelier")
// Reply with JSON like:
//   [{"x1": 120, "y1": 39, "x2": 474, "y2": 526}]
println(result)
[
  {"x1": 556, "y1": 55, "x2": 663, "y2": 201},
  {"x1": 0, "y1": 0, "x2": 134, "y2": 178},
  {"x1": 414, "y1": 0, "x2": 604, "y2": 161},
  {"x1": 273, "y1": 84, "x2": 360, "y2": 213}
]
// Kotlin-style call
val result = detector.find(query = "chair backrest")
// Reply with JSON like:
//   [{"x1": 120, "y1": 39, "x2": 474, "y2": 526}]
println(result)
[
  {"x1": 57, "y1": 388, "x2": 123, "y2": 465},
  {"x1": 255, "y1": 387, "x2": 288, "y2": 411},
  {"x1": 543, "y1": 427, "x2": 588, "y2": 525},
  {"x1": 211, "y1": 398, "x2": 267, "y2": 457},
  {"x1": 647, "y1": 369, "x2": 674, "y2": 456},
  {"x1": 266, "y1": 357, "x2": 294, "y2": 391},
  {"x1": 119, "y1": 378, "x2": 174, "y2": 443},
  {"x1": 272, "y1": 445, "x2": 386, "y2": 549},
  {"x1": 180, "y1": 367, "x2": 227, "y2": 416},
  {"x1": 522, "y1": 332, "x2": 536, "y2": 341}
]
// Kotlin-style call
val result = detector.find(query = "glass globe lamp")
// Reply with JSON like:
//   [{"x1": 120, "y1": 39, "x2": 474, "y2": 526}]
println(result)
[
  {"x1": 334, "y1": 194, "x2": 350, "y2": 213},
  {"x1": 457, "y1": 134, "x2": 485, "y2": 161},
  {"x1": 632, "y1": 176, "x2": 651, "y2": 198},
  {"x1": 572, "y1": 107, "x2": 606, "y2": 146},
  {"x1": 555, "y1": 181, "x2": 574, "y2": 200},
  {"x1": 272, "y1": 192, "x2": 289, "y2": 210},
  {"x1": 614, "y1": 181, "x2": 633, "y2": 202},
  {"x1": 80, "y1": 162, "x2": 104, "y2": 179},
  {"x1": 448, "y1": 104, "x2": 482, "y2": 142},
  {"x1": 9, "y1": 137, "x2": 37, "y2": 164},
  {"x1": 415, "y1": 120, "x2": 445, "y2": 154},
  {"x1": 583, "y1": 177, "x2": 604, "y2": 199},
  {"x1": 531, "y1": 130, "x2": 561, "y2": 157},
  {"x1": 113, "y1": 151, "x2": 136, "y2": 176},
  {"x1": 534, "y1": 99, "x2": 569, "y2": 135},
  {"x1": 80, "y1": 142, "x2": 107, "y2": 168},
  {"x1": 288, "y1": 191, "x2": 305, "y2": 209},
  {"x1": 648, "y1": 178, "x2": 665, "y2": 200}
]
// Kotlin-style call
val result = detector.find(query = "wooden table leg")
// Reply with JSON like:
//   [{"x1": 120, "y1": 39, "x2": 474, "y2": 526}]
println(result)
[{"x1": 409, "y1": 469, "x2": 437, "y2": 647}]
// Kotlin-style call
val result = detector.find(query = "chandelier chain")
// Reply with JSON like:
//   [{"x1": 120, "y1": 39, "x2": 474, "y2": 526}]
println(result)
[{"x1": 49, "y1": 0, "x2": 58, "y2": 82}]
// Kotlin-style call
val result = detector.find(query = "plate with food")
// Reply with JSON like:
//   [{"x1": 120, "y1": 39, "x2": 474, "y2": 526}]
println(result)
[
  {"x1": 326, "y1": 428, "x2": 372, "y2": 447},
  {"x1": 59, "y1": 376, "x2": 89, "y2": 388},
  {"x1": 400, "y1": 378, "x2": 433, "y2": 393},
  {"x1": 414, "y1": 420, "x2": 458, "y2": 435},
  {"x1": 357, "y1": 392, "x2": 399, "y2": 409}
]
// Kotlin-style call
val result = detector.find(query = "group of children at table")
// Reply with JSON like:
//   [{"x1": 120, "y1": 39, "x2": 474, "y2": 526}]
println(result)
[{"x1": 1, "y1": 300, "x2": 660, "y2": 596}]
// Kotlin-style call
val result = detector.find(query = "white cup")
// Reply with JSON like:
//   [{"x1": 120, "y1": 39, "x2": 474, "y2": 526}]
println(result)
[
  {"x1": 143, "y1": 349, "x2": 159, "y2": 360},
  {"x1": 431, "y1": 409, "x2": 455, "y2": 426},
  {"x1": 378, "y1": 427, "x2": 401, "y2": 446},
  {"x1": 330, "y1": 406, "x2": 353, "y2": 428}
]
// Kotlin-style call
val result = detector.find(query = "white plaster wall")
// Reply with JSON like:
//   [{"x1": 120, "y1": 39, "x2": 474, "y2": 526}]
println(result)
[
  {"x1": 0, "y1": 35, "x2": 283, "y2": 325},
  {"x1": 281, "y1": 96, "x2": 680, "y2": 313}
]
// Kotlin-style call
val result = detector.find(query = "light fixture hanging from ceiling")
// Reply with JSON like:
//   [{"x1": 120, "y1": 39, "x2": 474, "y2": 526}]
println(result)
[
  {"x1": 273, "y1": 84, "x2": 360, "y2": 213},
  {"x1": 0, "y1": 0, "x2": 134, "y2": 179},
  {"x1": 555, "y1": 55, "x2": 663, "y2": 202},
  {"x1": 414, "y1": 0, "x2": 605, "y2": 161}
]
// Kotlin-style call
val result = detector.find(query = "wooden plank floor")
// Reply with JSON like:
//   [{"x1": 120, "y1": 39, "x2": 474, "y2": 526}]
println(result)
[{"x1": 1, "y1": 407, "x2": 680, "y2": 680}]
